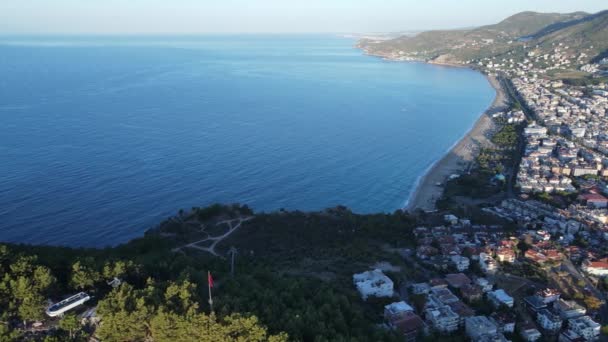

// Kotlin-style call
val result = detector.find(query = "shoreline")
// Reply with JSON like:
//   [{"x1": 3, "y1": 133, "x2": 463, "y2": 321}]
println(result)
[{"x1": 404, "y1": 74, "x2": 509, "y2": 212}]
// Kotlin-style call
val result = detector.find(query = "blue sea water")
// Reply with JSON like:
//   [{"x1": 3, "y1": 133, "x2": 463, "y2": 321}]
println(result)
[{"x1": 0, "y1": 35, "x2": 494, "y2": 247}]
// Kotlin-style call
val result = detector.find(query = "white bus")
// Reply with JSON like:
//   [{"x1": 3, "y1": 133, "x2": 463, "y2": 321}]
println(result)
[{"x1": 46, "y1": 292, "x2": 90, "y2": 317}]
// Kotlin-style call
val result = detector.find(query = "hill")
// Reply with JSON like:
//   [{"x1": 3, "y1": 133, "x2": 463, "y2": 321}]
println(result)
[
  {"x1": 2, "y1": 204, "x2": 437, "y2": 341},
  {"x1": 359, "y1": 10, "x2": 607, "y2": 68},
  {"x1": 530, "y1": 10, "x2": 608, "y2": 60}
]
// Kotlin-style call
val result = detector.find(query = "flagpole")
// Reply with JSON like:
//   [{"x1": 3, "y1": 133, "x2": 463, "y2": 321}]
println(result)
[{"x1": 208, "y1": 271, "x2": 214, "y2": 313}]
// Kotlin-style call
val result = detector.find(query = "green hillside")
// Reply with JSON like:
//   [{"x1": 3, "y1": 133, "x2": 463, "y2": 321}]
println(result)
[
  {"x1": 359, "y1": 10, "x2": 607, "y2": 67},
  {"x1": 532, "y1": 10, "x2": 608, "y2": 60}
]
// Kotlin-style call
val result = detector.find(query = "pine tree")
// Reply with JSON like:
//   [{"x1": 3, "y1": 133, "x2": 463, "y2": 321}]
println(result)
[{"x1": 59, "y1": 313, "x2": 81, "y2": 340}]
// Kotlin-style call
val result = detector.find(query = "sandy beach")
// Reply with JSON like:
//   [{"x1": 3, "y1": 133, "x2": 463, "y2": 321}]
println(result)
[{"x1": 405, "y1": 75, "x2": 509, "y2": 212}]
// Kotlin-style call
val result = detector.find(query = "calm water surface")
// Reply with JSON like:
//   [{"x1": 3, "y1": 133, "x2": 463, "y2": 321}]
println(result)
[{"x1": 0, "y1": 35, "x2": 494, "y2": 246}]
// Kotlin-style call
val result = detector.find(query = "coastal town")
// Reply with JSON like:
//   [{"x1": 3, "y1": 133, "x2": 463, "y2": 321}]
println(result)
[
  {"x1": 354, "y1": 12, "x2": 608, "y2": 342},
  {"x1": 2, "y1": 6, "x2": 608, "y2": 342},
  {"x1": 353, "y1": 210, "x2": 607, "y2": 341}
]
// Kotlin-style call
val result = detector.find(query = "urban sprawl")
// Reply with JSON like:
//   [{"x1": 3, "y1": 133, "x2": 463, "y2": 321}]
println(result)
[{"x1": 354, "y1": 43, "x2": 608, "y2": 342}]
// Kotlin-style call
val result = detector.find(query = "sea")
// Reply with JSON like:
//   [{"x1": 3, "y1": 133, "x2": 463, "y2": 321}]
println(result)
[{"x1": 0, "y1": 35, "x2": 495, "y2": 247}]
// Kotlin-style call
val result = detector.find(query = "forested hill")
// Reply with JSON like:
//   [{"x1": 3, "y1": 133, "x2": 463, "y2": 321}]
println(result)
[
  {"x1": 2, "y1": 204, "x2": 456, "y2": 341},
  {"x1": 358, "y1": 10, "x2": 608, "y2": 66}
]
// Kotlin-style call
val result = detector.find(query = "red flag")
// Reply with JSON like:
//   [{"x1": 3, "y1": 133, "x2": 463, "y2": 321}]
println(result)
[{"x1": 208, "y1": 271, "x2": 214, "y2": 288}]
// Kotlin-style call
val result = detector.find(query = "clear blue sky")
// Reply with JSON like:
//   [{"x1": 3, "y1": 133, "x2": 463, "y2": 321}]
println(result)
[{"x1": 1, "y1": 0, "x2": 606, "y2": 34}]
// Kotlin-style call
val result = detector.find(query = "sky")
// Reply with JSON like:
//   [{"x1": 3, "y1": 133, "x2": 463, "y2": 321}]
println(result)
[{"x1": 0, "y1": 0, "x2": 606, "y2": 35}]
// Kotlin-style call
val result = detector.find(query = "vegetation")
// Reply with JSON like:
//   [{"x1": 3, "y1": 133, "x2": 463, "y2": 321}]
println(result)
[
  {"x1": 0, "y1": 205, "x2": 414, "y2": 341},
  {"x1": 361, "y1": 10, "x2": 608, "y2": 69},
  {"x1": 94, "y1": 281, "x2": 288, "y2": 342},
  {"x1": 491, "y1": 124, "x2": 518, "y2": 148}
]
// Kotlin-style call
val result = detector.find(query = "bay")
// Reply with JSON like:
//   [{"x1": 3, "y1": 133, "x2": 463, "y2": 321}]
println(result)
[{"x1": 0, "y1": 35, "x2": 494, "y2": 246}]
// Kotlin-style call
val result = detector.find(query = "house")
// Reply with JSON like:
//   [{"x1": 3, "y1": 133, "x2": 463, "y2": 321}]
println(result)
[
  {"x1": 384, "y1": 301, "x2": 424, "y2": 342},
  {"x1": 488, "y1": 289, "x2": 514, "y2": 308},
  {"x1": 554, "y1": 299, "x2": 586, "y2": 320},
  {"x1": 545, "y1": 249, "x2": 564, "y2": 262},
  {"x1": 445, "y1": 273, "x2": 472, "y2": 289},
  {"x1": 417, "y1": 246, "x2": 439, "y2": 260},
  {"x1": 465, "y1": 316, "x2": 498, "y2": 342},
  {"x1": 490, "y1": 312, "x2": 516, "y2": 333},
  {"x1": 444, "y1": 214, "x2": 459, "y2": 225},
  {"x1": 476, "y1": 278, "x2": 494, "y2": 292},
  {"x1": 582, "y1": 258, "x2": 608, "y2": 277},
  {"x1": 430, "y1": 287, "x2": 460, "y2": 304},
  {"x1": 524, "y1": 295, "x2": 547, "y2": 314},
  {"x1": 537, "y1": 288, "x2": 561, "y2": 304},
  {"x1": 559, "y1": 329, "x2": 585, "y2": 342},
  {"x1": 535, "y1": 230, "x2": 551, "y2": 241},
  {"x1": 353, "y1": 269, "x2": 394, "y2": 300},
  {"x1": 520, "y1": 324, "x2": 542, "y2": 342},
  {"x1": 578, "y1": 193, "x2": 608, "y2": 208},
  {"x1": 461, "y1": 284, "x2": 484, "y2": 303},
  {"x1": 451, "y1": 255, "x2": 470, "y2": 271},
  {"x1": 425, "y1": 304, "x2": 460, "y2": 333},
  {"x1": 479, "y1": 253, "x2": 498, "y2": 274},
  {"x1": 537, "y1": 309, "x2": 563, "y2": 332},
  {"x1": 429, "y1": 278, "x2": 449, "y2": 289},
  {"x1": 391, "y1": 311, "x2": 426, "y2": 342},
  {"x1": 411, "y1": 282, "x2": 431, "y2": 295},
  {"x1": 525, "y1": 250, "x2": 548, "y2": 264},
  {"x1": 568, "y1": 316, "x2": 601, "y2": 341},
  {"x1": 496, "y1": 248, "x2": 516, "y2": 263},
  {"x1": 384, "y1": 301, "x2": 414, "y2": 321},
  {"x1": 447, "y1": 300, "x2": 475, "y2": 325}
]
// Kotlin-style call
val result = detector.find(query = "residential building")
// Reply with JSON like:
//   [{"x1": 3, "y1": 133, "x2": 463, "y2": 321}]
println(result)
[
  {"x1": 496, "y1": 247, "x2": 516, "y2": 263},
  {"x1": 384, "y1": 301, "x2": 424, "y2": 342},
  {"x1": 582, "y1": 258, "x2": 608, "y2": 277},
  {"x1": 520, "y1": 325, "x2": 542, "y2": 342},
  {"x1": 461, "y1": 284, "x2": 484, "y2": 303},
  {"x1": 445, "y1": 273, "x2": 471, "y2": 289},
  {"x1": 476, "y1": 278, "x2": 494, "y2": 292},
  {"x1": 466, "y1": 316, "x2": 498, "y2": 342},
  {"x1": 392, "y1": 312, "x2": 426, "y2": 342},
  {"x1": 554, "y1": 299, "x2": 586, "y2": 320},
  {"x1": 559, "y1": 330, "x2": 585, "y2": 342},
  {"x1": 537, "y1": 309, "x2": 563, "y2": 332},
  {"x1": 411, "y1": 282, "x2": 431, "y2": 295},
  {"x1": 451, "y1": 255, "x2": 470, "y2": 272},
  {"x1": 353, "y1": 269, "x2": 394, "y2": 300},
  {"x1": 447, "y1": 300, "x2": 475, "y2": 326},
  {"x1": 425, "y1": 304, "x2": 460, "y2": 333},
  {"x1": 430, "y1": 287, "x2": 460, "y2": 304},
  {"x1": 579, "y1": 193, "x2": 608, "y2": 208},
  {"x1": 384, "y1": 301, "x2": 414, "y2": 322},
  {"x1": 490, "y1": 312, "x2": 516, "y2": 333},
  {"x1": 569, "y1": 316, "x2": 601, "y2": 341},
  {"x1": 537, "y1": 288, "x2": 561, "y2": 304},
  {"x1": 480, "y1": 253, "x2": 498, "y2": 274},
  {"x1": 524, "y1": 295, "x2": 547, "y2": 314},
  {"x1": 488, "y1": 289, "x2": 514, "y2": 308}
]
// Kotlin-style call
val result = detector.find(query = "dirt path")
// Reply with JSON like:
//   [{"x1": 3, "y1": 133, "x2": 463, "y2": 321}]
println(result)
[{"x1": 173, "y1": 216, "x2": 253, "y2": 256}]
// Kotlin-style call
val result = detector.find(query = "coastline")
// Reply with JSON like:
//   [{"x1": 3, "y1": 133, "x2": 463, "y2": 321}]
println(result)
[{"x1": 404, "y1": 74, "x2": 509, "y2": 212}]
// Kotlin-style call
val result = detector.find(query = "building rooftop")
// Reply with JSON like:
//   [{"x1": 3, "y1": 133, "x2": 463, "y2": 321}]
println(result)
[
  {"x1": 385, "y1": 301, "x2": 414, "y2": 315},
  {"x1": 445, "y1": 273, "x2": 472, "y2": 288}
]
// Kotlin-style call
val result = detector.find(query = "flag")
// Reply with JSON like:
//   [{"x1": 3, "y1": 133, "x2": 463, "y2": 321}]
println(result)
[{"x1": 208, "y1": 271, "x2": 214, "y2": 288}]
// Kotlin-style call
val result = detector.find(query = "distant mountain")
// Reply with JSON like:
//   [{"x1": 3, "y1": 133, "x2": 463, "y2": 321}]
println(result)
[
  {"x1": 488, "y1": 11, "x2": 589, "y2": 37},
  {"x1": 359, "y1": 10, "x2": 607, "y2": 67},
  {"x1": 530, "y1": 10, "x2": 608, "y2": 59}
]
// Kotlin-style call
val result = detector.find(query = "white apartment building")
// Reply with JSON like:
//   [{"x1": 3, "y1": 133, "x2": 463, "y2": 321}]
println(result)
[{"x1": 353, "y1": 269, "x2": 394, "y2": 300}]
